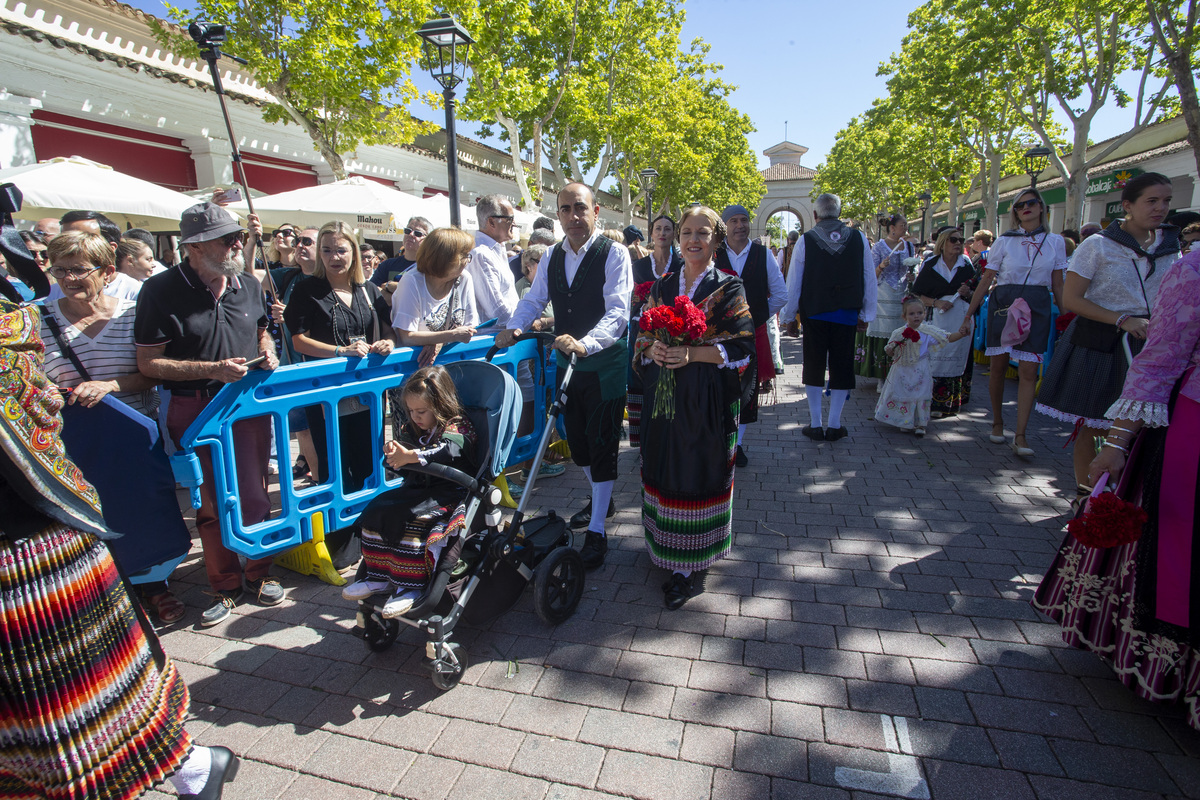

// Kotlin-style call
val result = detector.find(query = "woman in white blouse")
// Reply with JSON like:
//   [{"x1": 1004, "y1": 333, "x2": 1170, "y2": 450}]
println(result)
[
  {"x1": 390, "y1": 226, "x2": 479, "y2": 367},
  {"x1": 965, "y1": 188, "x2": 1065, "y2": 457},
  {"x1": 1036, "y1": 172, "x2": 1179, "y2": 499}
]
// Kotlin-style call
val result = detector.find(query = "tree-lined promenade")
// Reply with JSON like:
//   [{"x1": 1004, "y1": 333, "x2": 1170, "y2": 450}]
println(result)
[{"x1": 816, "y1": 0, "x2": 1199, "y2": 232}]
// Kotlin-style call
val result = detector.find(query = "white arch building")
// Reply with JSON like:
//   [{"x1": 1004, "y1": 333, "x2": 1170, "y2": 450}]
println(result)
[{"x1": 751, "y1": 140, "x2": 815, "y2": 240}]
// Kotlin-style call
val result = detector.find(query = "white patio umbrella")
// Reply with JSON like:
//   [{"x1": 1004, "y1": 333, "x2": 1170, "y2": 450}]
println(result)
[
  {"x1": 0, "y1": 156, "x2": 212, "y2": 230},
  {"x1": 229, "y1": 176, "x2": 430, "y2": 240}
]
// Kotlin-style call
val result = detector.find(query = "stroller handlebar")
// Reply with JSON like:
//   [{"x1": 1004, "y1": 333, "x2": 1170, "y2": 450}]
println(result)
[
  {"x1": 397, "y1": 462, "x2": 481, "y2": 495},
  {"x1": 485, "y1": 329, "x2": 557, "y2": 362}
]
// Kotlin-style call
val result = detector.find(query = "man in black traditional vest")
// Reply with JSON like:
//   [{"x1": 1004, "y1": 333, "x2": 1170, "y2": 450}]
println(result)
[
  {"x1": 714, "y1": 205, "x2": 787, "y2": 466},
  {"x1": 783, "y1": 193, "x2": 877, "y2": 442},
  {"x1": 497, "y1": 183, "x2": 632, "y2": 570}
]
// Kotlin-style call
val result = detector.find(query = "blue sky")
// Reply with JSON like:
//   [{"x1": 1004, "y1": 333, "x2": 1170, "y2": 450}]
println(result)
[{"x1": 123, "y1": 0, "x2": 1146, "y2": 173}]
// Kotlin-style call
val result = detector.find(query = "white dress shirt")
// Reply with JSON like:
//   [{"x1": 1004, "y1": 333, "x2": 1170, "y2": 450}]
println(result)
[
  {"x1": 466, "y1": 230, "x2": 519, "y2": 326},
  {"x1": 725, "y1": 240, "x2": 788, "y2": 317},
  {"x1": 508, "y1": 230, "x2": 632, "y2": 356},
  {"x1": 782, "y1": 231, "x2": 878, "y2": 323}
]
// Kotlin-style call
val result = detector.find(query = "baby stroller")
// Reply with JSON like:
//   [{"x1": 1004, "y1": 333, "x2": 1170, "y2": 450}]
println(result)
[{"x1": 351, "y1": 351, "x2": 585, "y2": 690}]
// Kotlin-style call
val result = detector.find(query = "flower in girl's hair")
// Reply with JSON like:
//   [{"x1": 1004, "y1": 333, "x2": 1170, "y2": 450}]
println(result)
[
  {"x1": 1067, "y1": 491, "x2": 1147, "y2": 548},
  {"x1": 901, "y1": 327, "x2": 921, "y2": 343}
]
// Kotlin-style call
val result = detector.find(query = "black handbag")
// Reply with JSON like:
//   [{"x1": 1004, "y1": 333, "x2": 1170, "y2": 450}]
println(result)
[{"x1": 1070, "y1": 316, "x2": 1126, "y2": 353}]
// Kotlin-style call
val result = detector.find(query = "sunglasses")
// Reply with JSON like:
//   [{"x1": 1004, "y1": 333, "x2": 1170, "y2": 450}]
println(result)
[
  {"x1": 220, "y1": 230, "x2": 249, "y2": 247},
  {"x1": 272, "y1": 229, "x2": 296, "y2": 239},
  {"x1": 298, "y1": 236, "x2": 316, "y2": 247},
  {"x1": 404, "y1": 227, "x2": 427, "y2": 238},
  {"x1": 489, "y1": 215, "x2": 515, "y2": 225},
  {"x1": 1013, "y1": 199, "x2": 1041, "y2": 210},
  {"x1": 946, "y1": 236, "x2": 965, "y2": 244},
  {"x1": 49, "y1": 264, "x2": 103, "y2": 280},
  {"x1": 29, "y1": 249, "x2": 47, "y2": 261}
]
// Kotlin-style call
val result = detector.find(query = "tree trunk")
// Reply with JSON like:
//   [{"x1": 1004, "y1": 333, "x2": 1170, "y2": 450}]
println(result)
[
  {"x1": 946, "y1": 180, "x2": 960, "y2": 225},
  {"x1": 496, "y1": 112, "x2": 534, "y2": 210},
  {"x1": 1062, "y1": 126, "x2": 1091, "y2": 230},
  {"x1": 986, "y1": 150, "x2": 1002, "y2": 233}
]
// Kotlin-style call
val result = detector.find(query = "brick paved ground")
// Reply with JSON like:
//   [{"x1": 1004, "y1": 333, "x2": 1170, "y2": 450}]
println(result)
[{"x1": 147, "y1": 336, "x2": 1200, "y2": 800}]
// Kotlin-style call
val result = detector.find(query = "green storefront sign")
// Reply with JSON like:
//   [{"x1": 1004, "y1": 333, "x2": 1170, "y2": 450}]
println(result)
[
  {"x1": 1105, "y1": 200, "x2": 1125, "y2": 219},
  {"x1": 960, "y1": 208, "x2": 984, "y2": 222},
  {"x1": 1087, "y1": 168, "x2": 1143, "y2": 197}
]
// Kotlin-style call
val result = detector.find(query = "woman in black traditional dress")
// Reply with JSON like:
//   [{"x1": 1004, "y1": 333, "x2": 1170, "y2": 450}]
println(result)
[
  {"x1": 635, "y1": 205, "x2": 755, "y2": 610},
  {"x1": 912, "y1": 227, "x2": 977, "y2": 417},
  {"x1": 627, "y1": 214, "x2": 683, "y2": 446}
]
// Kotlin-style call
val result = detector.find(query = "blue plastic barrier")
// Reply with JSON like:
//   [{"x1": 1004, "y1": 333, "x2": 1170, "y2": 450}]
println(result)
[{"x1": 169, "y1": 336, "x2": 545, "y2": 561}]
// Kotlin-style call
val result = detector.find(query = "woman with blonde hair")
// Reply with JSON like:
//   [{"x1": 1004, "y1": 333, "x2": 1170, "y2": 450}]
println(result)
[
  {"x1": 284, "y1": 220, "x2": 394, "y2": 492},
  {"x1": 965, "y1": 188, "x2": 1066, "y2": 456}
]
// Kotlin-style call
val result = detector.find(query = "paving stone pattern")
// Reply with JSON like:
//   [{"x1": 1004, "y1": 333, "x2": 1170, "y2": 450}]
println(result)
[{"x1": 147, "y1": 339, "x2": 1200, "y2": 799}]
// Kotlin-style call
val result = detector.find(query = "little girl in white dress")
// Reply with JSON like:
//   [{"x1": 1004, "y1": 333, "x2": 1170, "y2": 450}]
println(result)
[{"x1": 875, "y1": 297, "x2": 973, "y2": 436}]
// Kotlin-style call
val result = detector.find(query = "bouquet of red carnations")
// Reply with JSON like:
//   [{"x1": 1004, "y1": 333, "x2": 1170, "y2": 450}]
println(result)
[
  {"x1": 901, "y1": 327, "x2": 921, "y2": 343},
  {"x1": 1067, "y1": 489, "x2": 1147, "y2": 548},
  {"x1": 640, "y1": 295, "x2": 708, "y2": 419}
]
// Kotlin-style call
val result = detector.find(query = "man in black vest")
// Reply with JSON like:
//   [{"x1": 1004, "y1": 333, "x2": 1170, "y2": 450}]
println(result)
[
  {"x1": 782, "y1": 193, "x2": 877, "y2": 442},
  {"x1": 714, "y1": 205, "x2": 787, "y2": 466},
  {"x1": 497, "y1": 183, "x2": 632, "y2": 570}
]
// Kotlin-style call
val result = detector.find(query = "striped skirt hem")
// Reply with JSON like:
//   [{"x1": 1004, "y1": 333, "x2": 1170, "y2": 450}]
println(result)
[
  {"x1": 642, "y1": 484, "x2": 733, "y2": 572},
  {"x1": 0, "y1": 525, "x2": 191, "y2": 800}
]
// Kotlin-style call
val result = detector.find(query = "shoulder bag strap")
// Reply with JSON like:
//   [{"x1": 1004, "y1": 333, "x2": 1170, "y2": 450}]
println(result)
[{"x1": 44, "y1": 310, "x2": 94, "y2": 382}]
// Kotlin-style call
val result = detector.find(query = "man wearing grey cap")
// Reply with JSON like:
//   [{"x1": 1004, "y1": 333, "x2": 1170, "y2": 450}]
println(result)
[
  {"x1": 135, "y1": 202, "x2": 283, "y2": 626},
  {"x1": 715, "y1": 204, "x2": 787, "y2": 466}
]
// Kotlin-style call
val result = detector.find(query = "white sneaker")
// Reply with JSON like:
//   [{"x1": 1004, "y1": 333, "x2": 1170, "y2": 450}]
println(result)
[
  {"x1": 381, "y1": 589, "x2": 422, "y2": 619},
  {"x1": 342, "y1": 580, "x2": 390, "y2": 601}
]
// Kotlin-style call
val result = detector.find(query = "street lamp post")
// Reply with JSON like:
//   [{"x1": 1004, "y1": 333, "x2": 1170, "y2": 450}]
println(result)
[
  {"x1": 1024, "y1": 146, "x2": 1051, "y2": 189},
  {"x1": 417, "y1": 14, "x2": 474, "y2": 228},
  {"x1": 639, "y1": 168, "x2": 659, "y2": 223},
  {"x1": 918, "y1": 192, "x2": 932, "y2": 243}
]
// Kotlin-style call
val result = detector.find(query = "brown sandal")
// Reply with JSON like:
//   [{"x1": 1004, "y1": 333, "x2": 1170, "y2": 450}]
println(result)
[{"x1": 145, "y1": 591, "x2": 186, "y2": 624}]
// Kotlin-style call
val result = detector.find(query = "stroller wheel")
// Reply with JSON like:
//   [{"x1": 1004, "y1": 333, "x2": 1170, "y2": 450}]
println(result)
[
  {"x1": 430, "y1": 642, "x2": 467, "y2": 691},
  {"x1": 363, "y1": 614, "x2": 399, "y2": 652},
  {"x1": 533, "y1": 546, "x2": 585, "y2": 625}
]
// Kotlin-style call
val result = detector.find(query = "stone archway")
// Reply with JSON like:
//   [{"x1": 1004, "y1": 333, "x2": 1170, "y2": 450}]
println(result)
[{"x1": 758, "y1": 203, "x2": 807, "y2": 249}]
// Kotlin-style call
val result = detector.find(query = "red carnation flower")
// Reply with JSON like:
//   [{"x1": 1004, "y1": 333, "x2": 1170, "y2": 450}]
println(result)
[
  {"x1": 901, "y1": 327, "x2": 921, "y2": 342},
  {"x1": 633, "y1": 281, "x2": 655, "y2": 306},
  {"x1": 1067, "y1": 491, "x2": 1148, "y2": 548}
]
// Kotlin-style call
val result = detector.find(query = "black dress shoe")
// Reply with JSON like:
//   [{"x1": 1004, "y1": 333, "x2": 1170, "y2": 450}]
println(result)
[
  {"x1": 735, "y1": 445, "x2": 748, "y2": 468},
  {"x1": 824, "y1": 426, "x2": 849, "y2": 442},
  {"x1": 580, "y1": 531, "x2": 608, "y2": 570},
  {"x1": 801, "y1": 425, "x2": 825, "y2": 441},
  {"x1": 663, "y1": 572, "x2": 696, "y2": 611},
  {"x1": 179, "y1": 746, "x2": 240, "y2": 800},
  {"x1": 569, "y1": 497, "x2": 616, "y2": 530}
]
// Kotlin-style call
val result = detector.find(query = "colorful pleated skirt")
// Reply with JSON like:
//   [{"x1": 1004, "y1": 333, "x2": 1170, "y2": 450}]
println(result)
[
  {"x1": 361, "y1": 501, "x2": 466, "y2": 589},
  {"x1": 0, "y1": 525, "x2": 191, "y2": 800}
]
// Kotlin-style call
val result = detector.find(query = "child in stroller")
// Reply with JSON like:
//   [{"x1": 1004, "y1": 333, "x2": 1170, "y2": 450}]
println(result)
[{"x1": 342, "y1": 365, "x2": 477, "y2": 618}]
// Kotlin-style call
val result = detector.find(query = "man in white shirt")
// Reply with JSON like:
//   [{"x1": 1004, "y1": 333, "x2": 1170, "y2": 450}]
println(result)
[
  {"x1": 783, "y1": 193, "x2": 878, "y2": 442},
  {"x1": 714, "y1": 205, "x2": 787, "y2": 466},
  {"x1": 467, "y1": 195, "x2": 520, "y2": 325},
  {"x1": 497, "y1": 183, "x2": 632, "y2": 570}
]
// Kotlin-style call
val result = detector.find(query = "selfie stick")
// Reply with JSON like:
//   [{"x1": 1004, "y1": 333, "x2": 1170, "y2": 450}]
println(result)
[{"x1": 190, "y1": 21, "x2": 290, "y2": 364}]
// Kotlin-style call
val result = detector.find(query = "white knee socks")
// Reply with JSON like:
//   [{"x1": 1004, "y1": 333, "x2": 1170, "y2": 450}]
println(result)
[
  {"x1": 806, "y1": 387, "x2": 824, "y2": 429},
  {"x1": 827, "y1": 389, "x2": 849, "y2": 429},
  {"x1": 590, "y1": 479, "x2": 614, "y2": 535}
]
